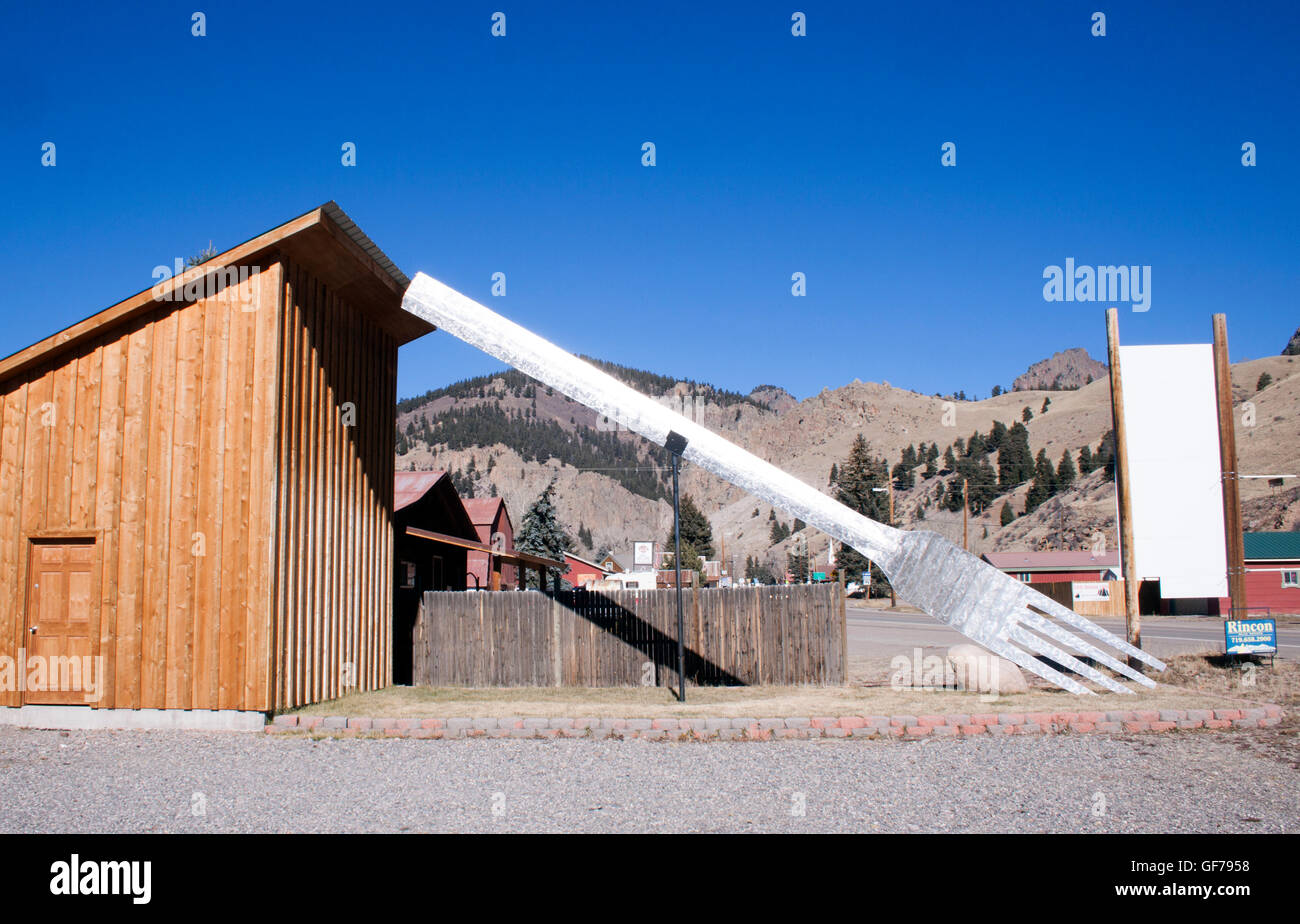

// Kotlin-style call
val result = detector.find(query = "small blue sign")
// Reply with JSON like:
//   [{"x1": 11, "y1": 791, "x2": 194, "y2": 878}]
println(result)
[{"x1": 1225, "y1": 618, "x2": 1277, "y2": 655}]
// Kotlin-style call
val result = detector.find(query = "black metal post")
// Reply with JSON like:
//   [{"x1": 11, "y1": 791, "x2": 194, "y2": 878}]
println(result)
[
  {"x1": 672, "y1": 452, "x2": 685, "y2": 703},
  {"x1": 664, "y1": 430, "x2": 690, "y2": 703}
]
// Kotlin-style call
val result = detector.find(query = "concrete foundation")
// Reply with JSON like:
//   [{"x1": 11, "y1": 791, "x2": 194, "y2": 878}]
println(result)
[{"x1": 0, "y1": 706, "x2": 266, "y2": 732}]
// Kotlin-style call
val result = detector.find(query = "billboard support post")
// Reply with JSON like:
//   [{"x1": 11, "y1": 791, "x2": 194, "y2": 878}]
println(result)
[
  {"x1": 1212, "y1": 314, "x2": 1247, "y2": 621},
  {"x1": 1106, "y1": 308, "x2": 1143, "y2": 665}
]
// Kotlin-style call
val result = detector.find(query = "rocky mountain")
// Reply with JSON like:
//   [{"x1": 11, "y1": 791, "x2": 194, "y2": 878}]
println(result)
[
  {"x1": 1284, "y1": 326, "x2": 1300, "y2": 356},
  {"x1": 394, "y1": 349, "x2": 1300, "y2": 581},
  {"x1": 1012, "y1": 348, "x2": 1108, "y2": 392}
]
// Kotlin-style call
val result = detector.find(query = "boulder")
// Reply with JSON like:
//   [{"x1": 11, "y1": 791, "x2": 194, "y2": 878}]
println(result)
[{"x1": 945, "y1": 644, "x2": 1029, "y2": 695}]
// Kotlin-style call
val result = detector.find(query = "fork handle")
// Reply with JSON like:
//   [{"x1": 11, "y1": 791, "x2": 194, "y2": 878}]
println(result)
[{"x1": 402, "y1": 274, "x2": 902, "y2": 566}]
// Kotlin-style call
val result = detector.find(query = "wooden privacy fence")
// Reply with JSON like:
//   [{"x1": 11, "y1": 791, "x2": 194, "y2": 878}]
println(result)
[
  {"x1": 1035, "y1": 580, "x2": 1127, "y2": 619},
  {"x1": 413, "y1": 584, "x2": 847, "y2": 687}
]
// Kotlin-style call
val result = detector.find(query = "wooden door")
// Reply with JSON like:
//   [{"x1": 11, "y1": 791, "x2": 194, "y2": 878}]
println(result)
[{"x1": 24, "y1": 540, "x2": 97, "y2": 705}]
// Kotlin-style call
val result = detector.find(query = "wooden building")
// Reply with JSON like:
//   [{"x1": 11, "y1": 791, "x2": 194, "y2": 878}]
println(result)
[
  {"x1": 392, "y1": 471, "x2": 482, "y2": 683},
  {"x1": 981, "y1": 550, "x2": 1120, "y2": 584},
  {"x1": 0, "y1": 203, "x2": 433, "y2": 713},
  {"x1": 462, "y1": 496, "x2": 516, "y2": 590}
]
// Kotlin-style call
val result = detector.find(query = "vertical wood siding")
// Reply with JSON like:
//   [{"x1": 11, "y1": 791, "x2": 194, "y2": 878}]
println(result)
[
  {"x1": 270, "y1": 258, "x2": 396, "y2": 711},
  {"x1": 0, "y1": 266, "x2": 282, "y2": 710}
]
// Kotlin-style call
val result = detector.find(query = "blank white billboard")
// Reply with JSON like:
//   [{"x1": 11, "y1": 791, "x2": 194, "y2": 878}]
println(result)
[{"x1": 1118, "y1": 344, "x2": 1227, "y2": 598}]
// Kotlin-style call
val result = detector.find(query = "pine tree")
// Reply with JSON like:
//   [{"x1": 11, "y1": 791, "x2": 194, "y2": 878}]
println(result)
[
  {"x1": 1257, "y1": 372, "x2": 1273, "y2": 391},
  {"x1": 1000, "y1": 502, "x2": 1015, "y2": 526},
  {"x1": 828, "y1": 463, "x2": 839, "y2": 486},
  {"x1": 987, "y1": 420, "x2": 1008, "y2": 452},
  {"x1": 1077, "y1": 444, "x2": 1094, "y2": 475},
  {"x1": 830, "y1": 434, "x2": 891, "y2": 593},
  {"x1": 669, "y1": 494, "x2": 714, "y2": 559},
  {"x1": 515, "y1": 481, "x2": 572, "y2": 588},
  {"x1": 1024, "y1": 449, "x2": 1054, "y2": 514},
  {"x1": 1056, "y1": 449, "x2": 1077, "y2": 490},
  {"x1": 1022, "y1": 406, "x2": 1033, "y2": 422},
  {"x1": 1095, "y1": 431, "x2": 1116, "y2": 482},
  {"x1": 1041, "y1": 397, "x2": 1051, "y2": 414},
  {"x1": 998, "y1": 422, "x2": 1033, "y2": 489}
]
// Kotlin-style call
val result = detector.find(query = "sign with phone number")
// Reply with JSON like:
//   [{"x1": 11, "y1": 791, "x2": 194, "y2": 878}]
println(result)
[{"x1": 1224, "y1": 618, "x2": 1276, "y2": 655}]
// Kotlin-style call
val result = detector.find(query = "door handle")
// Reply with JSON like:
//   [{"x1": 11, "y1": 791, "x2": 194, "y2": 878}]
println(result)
[{"x1": 29, "y1": 626, "x2": 37, "y2": 634}]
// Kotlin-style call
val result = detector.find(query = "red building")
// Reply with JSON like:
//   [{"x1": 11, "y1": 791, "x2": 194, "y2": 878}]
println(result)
[
  {"x1": 462, "y1": 497, "x2": 516, "y2": 590},
  {"x1": 563, "y1": 552, "x2": 609, "y2": 588},
  {"x1": 981, "y1": 550, "x2": 1119, "y2": 584},
  {"x1": 1223, "y1": 532, "x2": 1300, "y2": 617}
]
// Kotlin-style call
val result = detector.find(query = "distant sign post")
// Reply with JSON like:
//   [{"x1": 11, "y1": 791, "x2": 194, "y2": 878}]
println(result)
[{"x1": 1225, "y1": 618, "x2": 1277, "y2": 663}]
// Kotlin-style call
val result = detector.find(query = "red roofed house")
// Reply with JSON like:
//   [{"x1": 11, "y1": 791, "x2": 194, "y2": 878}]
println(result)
[
  {"x1": 981, "y1": 550, "x2": 1120, "y2": 584},
  {"x1": 393, "y1": 471, "x2": 481, "y2": 683},
  {"x1": 462, "y1": 496, "x2": 516, "y2": 590},
  {"x1": 563, "y1": 552, "x2": 609, "y2": 588}
]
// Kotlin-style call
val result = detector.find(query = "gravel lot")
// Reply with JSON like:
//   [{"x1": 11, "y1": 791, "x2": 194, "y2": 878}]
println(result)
[{"x1": 0, "y1": 727, "x2": 1294, "y2": 833}]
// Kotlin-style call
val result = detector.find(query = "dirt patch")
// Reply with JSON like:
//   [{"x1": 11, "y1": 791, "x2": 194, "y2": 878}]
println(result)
[{"x1": 291, "y1": 651, "x2": 1283, "y2": 720}]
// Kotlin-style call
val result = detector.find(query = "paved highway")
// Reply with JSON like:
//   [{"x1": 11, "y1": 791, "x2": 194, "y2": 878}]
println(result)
[{"x1": 847, "y1": 604, "x2": 1298, "y2": 660}]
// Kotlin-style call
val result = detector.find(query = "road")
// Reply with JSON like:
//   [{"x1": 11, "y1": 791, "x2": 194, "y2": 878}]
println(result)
[{"x1": 847, "y1": 603, "x2": 1300, "y2": 660}]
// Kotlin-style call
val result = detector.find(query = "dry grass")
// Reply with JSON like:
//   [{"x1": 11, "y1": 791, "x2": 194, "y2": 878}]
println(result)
[{"x1": 290, "y1": 653, "x2": 1288, "y2": 719}]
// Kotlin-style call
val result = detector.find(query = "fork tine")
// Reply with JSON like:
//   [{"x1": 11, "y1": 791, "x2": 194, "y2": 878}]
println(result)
[
  {"x1": 982, "y1": 636, "x2": 1095, "y2": 696},
  {"x1": 1021, "y1": 589, "x2": 1167, "y2": 671},
  {"x1": 1007, "y1": 626, "x2": 1136, "y2": 695},
  {"x1": 1016, "y1": 608, "x2": 1157, "y2": 688}
]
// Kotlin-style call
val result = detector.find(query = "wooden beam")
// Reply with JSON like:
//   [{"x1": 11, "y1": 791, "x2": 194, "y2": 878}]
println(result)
[
  {"x1": 1105, "y1": 308, "x2": 1142, "y2": 662},
  {"x1": 1212, "y1": 314, "x2": 1247, "y2": 620}
]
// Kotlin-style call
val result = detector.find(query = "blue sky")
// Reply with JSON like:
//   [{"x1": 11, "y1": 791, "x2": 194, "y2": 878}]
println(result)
[{"x1": 2, "y1": 1, "x2": 1296, "y2": 400}]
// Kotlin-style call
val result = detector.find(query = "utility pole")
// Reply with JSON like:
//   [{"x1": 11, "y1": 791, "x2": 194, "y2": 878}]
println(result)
[
  {"x1": 962, "y1": 478, "x2": 969, "y2": 551},
  {"x1": 1212, "y1": 314, "x2": 1246, "y2": 621},
  {"x1": 888, "y1": 482, "x2": 896, "y2": 607},
  {"x1": 1105, "y1": 308, "x2": 1142, "y2": 666}
]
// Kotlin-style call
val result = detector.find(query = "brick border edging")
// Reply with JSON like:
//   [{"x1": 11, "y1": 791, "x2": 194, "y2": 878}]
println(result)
[{"x1": 267, "y1": 706, "x2": 1285, "y2": 740}]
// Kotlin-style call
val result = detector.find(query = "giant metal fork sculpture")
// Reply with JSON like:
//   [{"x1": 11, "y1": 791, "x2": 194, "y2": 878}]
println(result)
[{"x1": 402, "y1": 273, "x2": 1166, "y2": 694}]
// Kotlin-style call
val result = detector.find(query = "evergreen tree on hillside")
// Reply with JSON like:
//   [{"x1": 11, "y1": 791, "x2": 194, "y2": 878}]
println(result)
[
  {"x1": 988, "y1": 420, "x2": 1008, "y2": 452},
  {"x1": 1095, "y1": 431, "x2": 1116, "y2": 482},
  {"x1": 831, "y1": 434, "x2": 891, "y2": 592},
  {"x1": 515, "y1": 481, "x2": 572, "y2": 588},
  {"x1": 1023, "y1": 449, "x2": 1055, "y2": 514},
  {"x1": 943, "y1": 445, "x2": 957, "y2": 471},
  {"x1": 1056, "y1": 449, "x2": 1077, "y2": 490},
  {"x1": 1022, "y1": 406, "x2": 1033, "y2": 422},
  {"x1": 998, "y1": 422, "x2": 1033, "y2": 489},
  {"x1": 1000, "y1": 502, "x2": 1015, "y2": 526},
  {"x1": 1077, "y1": 444, "x2": 1095, "y2": 475}
]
